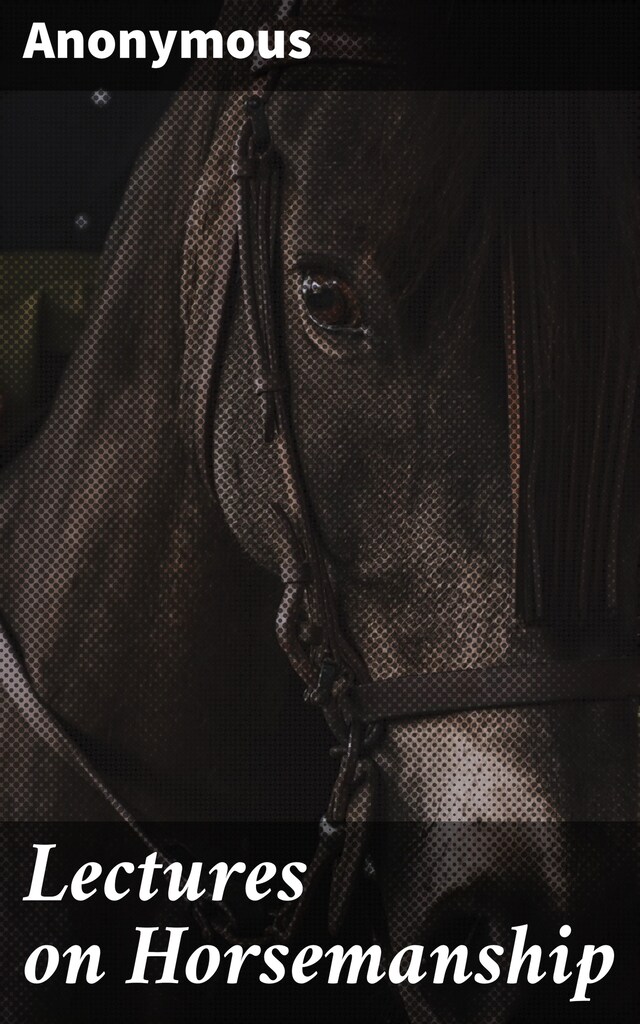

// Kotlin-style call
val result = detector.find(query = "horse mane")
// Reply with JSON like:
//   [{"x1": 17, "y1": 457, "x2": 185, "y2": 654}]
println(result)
[{"x1": 372, "y1": 90, "x2": 640, "y2": 633}]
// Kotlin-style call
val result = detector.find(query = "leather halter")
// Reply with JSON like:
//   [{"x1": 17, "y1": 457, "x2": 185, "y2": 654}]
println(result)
[{"x1": 222, "y1": 56, "x2": 640, "y2": 929}]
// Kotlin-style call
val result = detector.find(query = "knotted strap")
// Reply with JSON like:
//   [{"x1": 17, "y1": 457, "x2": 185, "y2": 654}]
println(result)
[{"x1": 232, "y1": 72, "x2": 387, "y2": 934}]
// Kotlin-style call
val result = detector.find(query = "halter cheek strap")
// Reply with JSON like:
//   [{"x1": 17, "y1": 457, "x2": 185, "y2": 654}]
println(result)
[{"x1": 232, "y1": 82, "x2": 383, "y2": 933}]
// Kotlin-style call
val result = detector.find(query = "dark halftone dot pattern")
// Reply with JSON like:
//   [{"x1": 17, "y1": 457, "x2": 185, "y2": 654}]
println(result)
[{"x1": 1, "y1": 73, "x2": 639, "y2": 1024}]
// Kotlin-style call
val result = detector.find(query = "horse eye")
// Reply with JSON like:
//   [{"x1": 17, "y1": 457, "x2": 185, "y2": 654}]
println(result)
[{"x1": 300, "y1": 272, "x2": 362, "y2": 332}]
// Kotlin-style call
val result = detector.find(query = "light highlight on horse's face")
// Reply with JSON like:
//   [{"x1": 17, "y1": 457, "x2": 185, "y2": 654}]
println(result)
[{"x1": 214, "y1": 91, "x2": 515, "y2": 683}]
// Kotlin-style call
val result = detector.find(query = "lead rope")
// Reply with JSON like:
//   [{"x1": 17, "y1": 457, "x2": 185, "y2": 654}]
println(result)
[{"x1": 233, "y1": 86, "x2": 384, "y2": 939}]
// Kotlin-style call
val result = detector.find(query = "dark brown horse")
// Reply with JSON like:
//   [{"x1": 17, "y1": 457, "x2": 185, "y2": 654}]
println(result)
[{"x1": 2, "y1": 4, "x2": 639, "y2": 1022}]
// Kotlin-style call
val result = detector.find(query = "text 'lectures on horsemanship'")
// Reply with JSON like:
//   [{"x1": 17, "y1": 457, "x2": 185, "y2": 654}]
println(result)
[
  {"x1": 21, "y1": 844, "x2": 615, "y2": 1003},
  {"x1": 22, "y1": 24, "x2": 312, "y2": 67}
]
